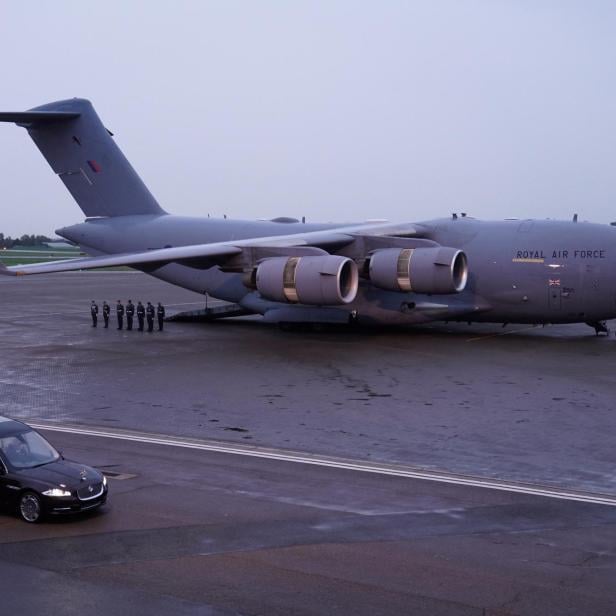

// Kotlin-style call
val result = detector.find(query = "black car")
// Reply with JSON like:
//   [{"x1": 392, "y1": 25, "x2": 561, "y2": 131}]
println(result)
[{"x1": 0, "y1": 416, "x2": 108, "y2": 523}]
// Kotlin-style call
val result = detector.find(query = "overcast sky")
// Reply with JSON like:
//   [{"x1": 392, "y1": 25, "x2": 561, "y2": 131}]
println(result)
[{"x1": 1, "y1": 1, "x2": 615, "y2": 236}]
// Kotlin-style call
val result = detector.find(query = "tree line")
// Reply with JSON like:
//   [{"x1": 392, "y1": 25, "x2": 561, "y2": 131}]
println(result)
[{"x1": 0, "y1": 233, "x2": 53, "y2": 249}]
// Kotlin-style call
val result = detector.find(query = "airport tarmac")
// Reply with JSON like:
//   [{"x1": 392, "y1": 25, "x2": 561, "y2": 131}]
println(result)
[
  {"x1": 1, "y1": 272, "x2": 615, "y2": 492},
  {"x1": 2, "y1": 429, "x2": 616, "y2": 615},
  {"x1": 1, "y1": 271, "x2": 616, "y2": 614}
]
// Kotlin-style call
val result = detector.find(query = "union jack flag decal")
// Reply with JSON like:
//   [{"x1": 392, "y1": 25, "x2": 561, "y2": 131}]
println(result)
[{"x1": 548, "y1": 279, "x2": 561, "y2": 287}]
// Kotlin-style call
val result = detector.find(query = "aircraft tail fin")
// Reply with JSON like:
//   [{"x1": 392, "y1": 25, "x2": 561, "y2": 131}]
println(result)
[{"x1": 0, "y1": 98, "x2": 165, "y2": 218}]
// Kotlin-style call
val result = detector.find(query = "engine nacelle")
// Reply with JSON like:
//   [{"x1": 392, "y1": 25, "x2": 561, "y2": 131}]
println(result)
[
  {"x1": 367, "y1": 247, "x2": 468, "y2": 294},
  {"x1": 255, "y1": 255, "x2": 359, "y2": 305}
]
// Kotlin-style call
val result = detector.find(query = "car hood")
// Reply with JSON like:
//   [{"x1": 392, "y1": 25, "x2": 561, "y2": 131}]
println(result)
[{"x1": 16, "y1": 459, "x2": 102, "y2": 489}]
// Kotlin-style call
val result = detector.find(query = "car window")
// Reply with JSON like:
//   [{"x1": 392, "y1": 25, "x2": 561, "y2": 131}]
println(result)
[{"x1": 0, "y1": 430, "x2": 60, "y2": 469}]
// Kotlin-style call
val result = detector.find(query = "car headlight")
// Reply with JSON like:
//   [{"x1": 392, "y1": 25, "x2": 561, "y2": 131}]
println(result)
[
  {"x1": 42, "y1": 488, "x2": 72, "y2": 497},
  {"x1": 103, "y1": 475, "x2": 107, "y2": 486}
]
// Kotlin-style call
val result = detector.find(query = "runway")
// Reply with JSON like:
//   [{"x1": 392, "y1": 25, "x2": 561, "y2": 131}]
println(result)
[{"x1": 1, "y1": 271, "x2": 616, "y2": 614}]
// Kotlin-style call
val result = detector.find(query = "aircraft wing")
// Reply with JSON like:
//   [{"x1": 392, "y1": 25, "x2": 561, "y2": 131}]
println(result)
[
  {"x1": 0, "y1": 222, "x2": 419, "y2": 276},
  {"x1": 0, "y1": 244, "x2": 244, "y2": 276}
]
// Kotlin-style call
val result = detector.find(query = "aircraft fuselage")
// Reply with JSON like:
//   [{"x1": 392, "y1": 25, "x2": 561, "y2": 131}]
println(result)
[{"x1": 58, "y1": 215, "x2": 616, "y2": 326}]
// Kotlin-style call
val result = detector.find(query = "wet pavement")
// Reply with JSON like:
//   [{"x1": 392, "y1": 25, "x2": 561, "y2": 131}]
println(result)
[
  {"x1": 1, "y1": 430, "x2": 616, "y2": 616},
  {"x1": 1, "y1": 272, "x2": 616, "y2": 614},
  {"x1": 0, "y1": 272, "x2": 615, "y2": 493}
]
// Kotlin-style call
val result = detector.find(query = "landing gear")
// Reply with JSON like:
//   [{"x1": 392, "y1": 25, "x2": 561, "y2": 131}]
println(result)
[{"x1": 586, "y1": 321, "x2": 610, "y2": 336}]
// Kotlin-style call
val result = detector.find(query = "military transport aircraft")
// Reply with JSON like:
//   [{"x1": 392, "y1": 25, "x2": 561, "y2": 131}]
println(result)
[{"x1": 1, "y1": 98, "x2": 615, "y2": 333}]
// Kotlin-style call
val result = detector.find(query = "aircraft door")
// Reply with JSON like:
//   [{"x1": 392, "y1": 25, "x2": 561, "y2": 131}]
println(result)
[{"x1": 548, "y1": 280, "x2": 562, "y2": 310}]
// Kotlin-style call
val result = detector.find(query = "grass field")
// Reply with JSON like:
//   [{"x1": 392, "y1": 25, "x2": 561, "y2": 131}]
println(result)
[{"x1": 0, "y1": 248, "x2": 81, "y2": 266}]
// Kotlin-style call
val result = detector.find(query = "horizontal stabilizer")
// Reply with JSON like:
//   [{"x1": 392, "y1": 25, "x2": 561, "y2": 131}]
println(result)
[{"x1": 0, "y1": 111, "x2": 80, "y2": 124}]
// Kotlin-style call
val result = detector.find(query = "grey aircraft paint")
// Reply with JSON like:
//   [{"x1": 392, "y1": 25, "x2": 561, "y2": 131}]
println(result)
[{"x1": 1, "y1": 98, "x2": 615, "y2": 331}]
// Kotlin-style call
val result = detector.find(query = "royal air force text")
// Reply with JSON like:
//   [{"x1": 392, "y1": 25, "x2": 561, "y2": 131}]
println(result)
[{"x1": 515, "y1": 249, "x2": 606, "y2": 260}]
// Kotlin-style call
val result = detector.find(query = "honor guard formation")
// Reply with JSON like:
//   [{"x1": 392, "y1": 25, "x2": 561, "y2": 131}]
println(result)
[{"x1": 90, "y1": 300, "x2": 166, "y2": 332}]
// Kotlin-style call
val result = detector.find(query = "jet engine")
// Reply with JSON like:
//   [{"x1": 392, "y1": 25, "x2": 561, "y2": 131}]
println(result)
[
  {"x1": 255, "y1": 255, "x2": 359, "y2": 305},
  {"x1": 367, "y1": 247, "x2": 468, "y2": 294}
]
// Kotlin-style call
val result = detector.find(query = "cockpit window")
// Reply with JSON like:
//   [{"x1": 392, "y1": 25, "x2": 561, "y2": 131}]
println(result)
[{"x1": 0, "y1": 430, "x2": 60, "y2": 469}]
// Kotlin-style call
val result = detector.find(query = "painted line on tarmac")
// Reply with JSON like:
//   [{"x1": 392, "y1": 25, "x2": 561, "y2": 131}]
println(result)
[{"x1": 30, "y1": 421, "x2": 616, "y2": 507}]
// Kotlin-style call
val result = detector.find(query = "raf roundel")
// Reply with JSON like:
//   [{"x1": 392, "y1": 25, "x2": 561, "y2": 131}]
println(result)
[{"x1": 87, "y1": 159, "x2": 102, "y2": 173}]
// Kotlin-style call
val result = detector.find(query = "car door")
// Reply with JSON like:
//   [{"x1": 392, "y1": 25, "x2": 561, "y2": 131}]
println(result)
[
  {"x1": 0, "y1": 454, "x2": 20, "y2": 510},
  {"x1": 0, "y1": 456, "x2": 10, "y2": 508}
]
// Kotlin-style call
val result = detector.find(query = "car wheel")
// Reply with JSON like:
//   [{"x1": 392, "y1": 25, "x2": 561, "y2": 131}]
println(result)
[{"x1": 18, "y1": 491, "x2": 43, "y2": 523}]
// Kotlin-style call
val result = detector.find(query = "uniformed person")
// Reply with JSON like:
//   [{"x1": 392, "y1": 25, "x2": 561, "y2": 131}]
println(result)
[
  {"x1": 146, "y1": 301, "x2": 155, "y2": 333},
  {"x1": 126, "y1": 299, "x2": 135, "y2": 331},
  {"x1": 157, "y1": 302, "x2": 165, "y2": 331},
  {"x1": 102, "y1": 301, "x2": 110, "y2": 328},
  {"x1": 90, "y1": 301, "x2": 98, "y2": 327},
  {"x1": 136, "y1": 301, "x2": 145, "y2": 331},
  {"x1": 116, "y1": 299, "x2": 124, "y2": 330}
]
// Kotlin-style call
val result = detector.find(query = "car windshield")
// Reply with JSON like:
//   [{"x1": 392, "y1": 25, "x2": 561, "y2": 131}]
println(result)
[{"x1": 0, "y1": 429, "x2": 60, "y2": 469}]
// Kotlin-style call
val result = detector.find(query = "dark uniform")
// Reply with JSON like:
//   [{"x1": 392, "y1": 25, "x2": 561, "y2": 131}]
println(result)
[
  {"x1": 90, "y1": 301, "x2": 98, "y2": 327},
  {"x1": 102, "y1": 301, "x2": 110, "y2": 328},
  {"x1": 126, "y1": 300, "x2": 135, "y2": 331},
  {"x1": 157, "y1": 302, "x2": 165, "y2": 331},
  {"x1": 137, "y1": 301, "x2": 145, "y2": 331},
  {"x1": 146, "y1": 302, "x2": 155, "y2": 333},
  {"x1": 116, "y1": 300, "x2": 124, "y2": 330}
]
